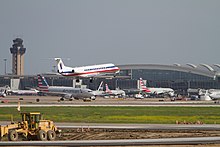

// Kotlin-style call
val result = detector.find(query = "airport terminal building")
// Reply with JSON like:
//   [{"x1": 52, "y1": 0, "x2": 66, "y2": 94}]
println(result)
[{"x1": 1, "y1": 64, "x2": 220, "y2": 94}]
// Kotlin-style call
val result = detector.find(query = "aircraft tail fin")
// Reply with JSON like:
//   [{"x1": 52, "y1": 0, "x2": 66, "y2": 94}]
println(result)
[
  {"x1": 105, "y1": 84, "x2": 112, "y2": 93},
  {"x1": 139, "y1": 78, "x2": 151, "y2": 93},
  {"x1": 37, "y1": 74, "x2": 49, "y2": 92},
  {"x1": 55, "y1": 58, "x2": 66, "y2": 73},
  {"x1": 97, "y1": 81, "x2": 103, "y2": 91}
]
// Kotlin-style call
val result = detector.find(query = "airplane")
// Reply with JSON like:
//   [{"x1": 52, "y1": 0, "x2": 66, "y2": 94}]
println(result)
[
  {"x1": 139, "y1": 78, "x2": 175, "y2": 97},
  {"x1": 9, "y1": 89, "x2": 39, "y2": 95},
  {"x1": 123, "y1": 79, "x2": 151, "y2": 97},
  {"x1": 0, "y1": 85, "x2": 10, "y2": 97},
  {"x1": 134, "y1": 93, "x2": 145, "y2": 99},
  {"x1": 55, "y1": 58, "x2": 120, "y2": 81},
  {"x1": 91, "y1": 81, "x2": 106, "y2": 97},
  {"x1": 37, "y1": 74, "x2": 95, "y2": 101},
  {"x1": 199, "y1": 89, "x2": 220, "y2": 101},
  {"x1": 209, "y1": 91, "x2": 220, "y2": 100},
  {"x1": 104, "y1": 83, "x2": 126, "y2": 97},
  {"x1": 0, "y1": 89, "x2": 7, "y2": 97}
]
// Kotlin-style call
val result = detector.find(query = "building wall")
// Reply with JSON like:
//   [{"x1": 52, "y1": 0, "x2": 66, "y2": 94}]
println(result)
[{"x1": 0, "y1": 65, "x2": 220, "y2": 91}]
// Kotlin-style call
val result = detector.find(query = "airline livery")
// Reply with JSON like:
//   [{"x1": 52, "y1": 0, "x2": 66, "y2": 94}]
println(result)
[
  {"x1": 139, "y1": 78, "x2": 174, "y2": 97},
  {"x1": 55, "y1": 58, "x2": 120, "y2": 78},
  {"x1": 37, "y1": 74, "x2": 95, "y2": 101},
  {"x1": 105, "y1": 83, "x2": 125, "y2": 97},
  {"x1": 0, "y1": 85, "x2": 10, "y2": 97}
]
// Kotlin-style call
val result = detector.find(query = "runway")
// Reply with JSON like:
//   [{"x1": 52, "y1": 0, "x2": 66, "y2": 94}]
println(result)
[
  {"x1": 55, "y1": 123, "x2": 220, "y2": 131},
  {"x1": 1, "y1": 96, "x2": 220, "y2": 146},
  {"x1": 1, "y1": 137, "x2": 220, "y2": 146},
  {"x1": 0, "y1": 95, "x2": 219, "y2": 107}
]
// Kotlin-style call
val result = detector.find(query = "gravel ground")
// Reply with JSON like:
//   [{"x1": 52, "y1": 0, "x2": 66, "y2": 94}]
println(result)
[
  {"x1": 57, "y1": 128, "x2": 220, "y2": 146},
  {"x1": 59, "y1": 128, "x2": 220, "y2": 140}
]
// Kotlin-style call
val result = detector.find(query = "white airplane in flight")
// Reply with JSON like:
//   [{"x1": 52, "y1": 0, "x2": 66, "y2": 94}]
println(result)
[
  {"x1": 55, "y1": 58, "x2": 120, "y2": 80},
  {"x1": 105, "y1": 83, "x2": 125, "y2": 97},
  {"x1": 139, "y1": 78, "x2": 174, "y2": 97},
  {"x1": 37, "y1": 74, "x2": 95, "y2": 101}
]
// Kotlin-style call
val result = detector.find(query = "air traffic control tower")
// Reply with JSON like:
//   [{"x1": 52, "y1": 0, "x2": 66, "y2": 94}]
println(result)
[{"x1": 10, "y1": 38, "x2": 26, "y2": 75}]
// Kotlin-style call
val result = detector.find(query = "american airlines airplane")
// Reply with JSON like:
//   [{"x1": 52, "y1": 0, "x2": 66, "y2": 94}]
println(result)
[
  {"x1": 55, "y1": 58, "x2": 120, "y2": 80},
  {"x1": 199, "y1": 89, "x2": 220, "y2": 101},
  {"x1": 91, "y1": 81, "x2": 106, "y2": 97},
  {"x1": 0, "y1": 85, "x2": 10, "y2": 97},
  {"x1": 0, "y1": 89, "x2": 7, "y2": 97},
  {"x1": 139, "y1": 78, "x2": 174, "y2": 97},
  {"x1": 105, "y1": 83, "x2": 125, "y2": 97},
  {"x1": 37, "y1": 75, "x2": 95, "y2": 101},
  {"x1": 9, "y1": 89, "x2": 39, "y2": 95}
]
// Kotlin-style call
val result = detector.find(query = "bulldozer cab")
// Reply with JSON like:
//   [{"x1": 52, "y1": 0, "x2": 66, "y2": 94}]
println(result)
[{"x1": 21, "y1": 112, "x2": 42, "y2": 130}]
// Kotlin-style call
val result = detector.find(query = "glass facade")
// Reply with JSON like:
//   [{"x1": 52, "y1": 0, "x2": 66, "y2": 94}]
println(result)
[{"x1": 0, "y1": 64, "x2": 220, "y2": 91}]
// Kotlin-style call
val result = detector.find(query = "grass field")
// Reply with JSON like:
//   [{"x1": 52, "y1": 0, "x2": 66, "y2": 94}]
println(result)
[{"x1": 0, "y1": 106, "x2": 220, "y2": 124}]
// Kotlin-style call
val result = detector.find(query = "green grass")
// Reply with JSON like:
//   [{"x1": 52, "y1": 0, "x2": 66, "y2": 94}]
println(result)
[{"x1": 0, "y1": 106, "x2": 220, "y2": 124}]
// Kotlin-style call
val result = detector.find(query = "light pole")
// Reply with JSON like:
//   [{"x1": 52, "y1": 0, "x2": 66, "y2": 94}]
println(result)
[{"x1": 3, "y1": 59, "x2": 7, "y2": 75}]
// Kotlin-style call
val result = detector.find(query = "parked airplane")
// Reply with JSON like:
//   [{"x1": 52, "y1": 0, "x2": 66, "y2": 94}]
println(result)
[
  {"x1": 207, "y1": 89, "x2": 220, "y2": 100},
  {"x1": 37, "y1": 74, "x2": 95, "y2": 101},
  {"x1": 104, "y1": 83, "x2": 125, "y2": 97},
  {"x1": 9, "y1": 89, "x2": 39, "y2": 95},
  {"x1": 0, "y1": 89, "x2": 7, "y2": 97},
  {"x1": 0, "y1": 85, "x2": 10, "y2": 97},
  {"x1": 55, "y1": 58, "x2": 120, "y2": 81},
  {"x1": 139, "y1": 78, "x2": 174, "y2": 97},
  {"x1": 199, "y1": 89, "x2": 220, "y2": 101},
  {"x1": 134, "y1": 93, "x2": 144, "y2": 99},
  {"x1": 91, "y1": 81, "x2": 106, "y2": 97}
]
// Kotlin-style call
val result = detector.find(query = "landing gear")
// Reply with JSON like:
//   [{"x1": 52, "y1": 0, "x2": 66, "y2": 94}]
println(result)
[{"x1": 89, "y1": 78, "x2": 94, "y2": 83}]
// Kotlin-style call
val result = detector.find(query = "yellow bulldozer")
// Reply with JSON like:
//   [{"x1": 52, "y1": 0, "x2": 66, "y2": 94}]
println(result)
[{"x1": 0, "y1": 112, "x2": 61, "y2": 141}]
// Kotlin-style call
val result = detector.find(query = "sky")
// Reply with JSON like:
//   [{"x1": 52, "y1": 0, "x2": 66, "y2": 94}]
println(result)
[{"x1": 0, "y1": 0, "x2": 220, "y2": 75}]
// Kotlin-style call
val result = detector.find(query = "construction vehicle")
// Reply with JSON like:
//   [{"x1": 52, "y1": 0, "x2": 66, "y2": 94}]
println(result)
[{"x1": 0, "y1": 112, "x2": 61, "y2": 141}]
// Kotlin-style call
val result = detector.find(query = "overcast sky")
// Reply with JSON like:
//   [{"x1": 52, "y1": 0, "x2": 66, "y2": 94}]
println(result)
[{"x1": 0, "y1": 0, "x2": 220, "y2": 75}]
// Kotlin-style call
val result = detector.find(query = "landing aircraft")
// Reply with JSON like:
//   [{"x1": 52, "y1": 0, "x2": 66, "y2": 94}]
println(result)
[
  {"x1": 37, "y1": 74, "x2": 95, "y2": 101},
  {"x1": 55, "y1": 58, "x2": 120, "y2": 81}
]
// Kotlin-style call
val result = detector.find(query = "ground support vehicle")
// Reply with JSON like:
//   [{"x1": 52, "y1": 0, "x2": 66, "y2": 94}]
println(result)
[{"x1": 0, "y1": 112, "x2": 61, "y2": 141}]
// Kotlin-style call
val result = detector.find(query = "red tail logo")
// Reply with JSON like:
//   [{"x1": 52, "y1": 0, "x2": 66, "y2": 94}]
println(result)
[
  {"x1": 105, "y1": 84, "x2": 112, "y2": 93},
  {"x1": 140, "y1": 78, "x2": 151, "y2": 93},
  {"x1": 37, "y1": 75, "x2": 49, "y2": 92}
]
